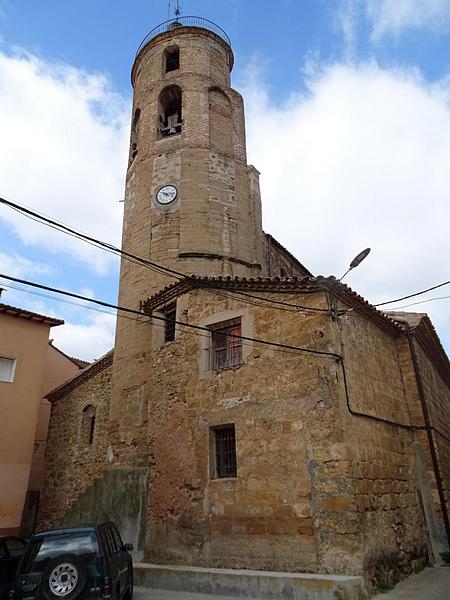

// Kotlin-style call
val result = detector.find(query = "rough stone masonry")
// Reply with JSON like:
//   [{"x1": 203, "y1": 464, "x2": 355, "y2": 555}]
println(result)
[{"x1": 38, "y1": 18, "x2": 450, "y2": 594}]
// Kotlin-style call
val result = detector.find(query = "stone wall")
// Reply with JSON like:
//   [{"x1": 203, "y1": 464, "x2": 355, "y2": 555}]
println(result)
[
  {"x1": 411, "y1": 337, "x2": 450, "y2": 545},
  {"x1": 265, "y1": 235, "x2": 312, "y2": 278},
  {"x1": 39, "y1": 281, "x2": 449, "y2": 585},
  {"x1": 144, "y1": 287, "x2": 336, "y2": 571},
  {"x1": 140, "y1": 286, "x2": 432, "y2": 578},
  {"x1": 326, "y1": 308, "x2": 430, "y2": 585},
  {"x1": 38, "y1": 353, "x2": 113, "y2": 530}
]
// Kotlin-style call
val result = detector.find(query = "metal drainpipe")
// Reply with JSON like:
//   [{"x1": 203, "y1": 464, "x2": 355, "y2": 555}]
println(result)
[{"x1": 398, "y1": 318, "x2": 450, "y2": 548}]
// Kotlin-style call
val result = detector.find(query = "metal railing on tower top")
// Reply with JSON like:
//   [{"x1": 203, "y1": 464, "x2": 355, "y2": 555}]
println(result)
[{"x1": 136, "y1": 16, "x2": 232, "y2": 56}]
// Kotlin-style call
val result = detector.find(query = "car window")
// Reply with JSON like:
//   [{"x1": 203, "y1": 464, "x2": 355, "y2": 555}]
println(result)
[
  {"x1": 111, "y1": 527, "x2": 123, "y2": 552},
  {"x1": 99, "y1": 529, "x2": 114, "y2": 559},
  {"x1": 5, "y1": 538, "x2": 26, "y2": 557},
  {"x1": 21, "y1": 533, "x2": 98, "y2": 574},
  {"x1": 106, "y1": 528, "x2": 118, "y2": 555}
]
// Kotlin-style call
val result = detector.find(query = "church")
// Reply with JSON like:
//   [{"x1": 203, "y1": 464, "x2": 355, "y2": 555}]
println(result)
[{"x1": 38, "y1": 16, "x2": 450, "y2": 591}]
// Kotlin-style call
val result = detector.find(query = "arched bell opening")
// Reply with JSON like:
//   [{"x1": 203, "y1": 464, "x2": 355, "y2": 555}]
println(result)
[{"x1": 158, "y1": 85, "x2": 182, "y2": 138}]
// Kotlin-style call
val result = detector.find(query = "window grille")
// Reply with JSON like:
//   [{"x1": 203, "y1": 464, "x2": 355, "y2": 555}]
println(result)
[
  {"x1": 0, "y1": 357, "x2": 16, "y2": 382},
  {"x1": 164, "y1": 304, "x2": 176, "y2": 342},
  {"x1": 213, "y1": 425, "x2": 237, "y2": 478},
  {"x1": 210, "y1": 318, "x2": 242, "y2": 370}
]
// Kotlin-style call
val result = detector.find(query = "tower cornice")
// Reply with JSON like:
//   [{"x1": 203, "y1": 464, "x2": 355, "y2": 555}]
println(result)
[{"x1": 131, "y1": 18, "x2": 234, "y2": 87}]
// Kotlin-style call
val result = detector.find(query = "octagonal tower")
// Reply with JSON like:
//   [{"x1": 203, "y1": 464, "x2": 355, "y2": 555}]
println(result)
[{"x1": 111, "y1": 18, "x2": 265, "y2": 463}]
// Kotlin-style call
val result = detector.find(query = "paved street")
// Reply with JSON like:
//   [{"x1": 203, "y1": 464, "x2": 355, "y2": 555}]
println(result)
[
  {"x1": 134, "y1": 566, "x2": 450, "y2": 599},
  {"x1": 372, "y1": 566, "x2": 450, "y2": 600}
]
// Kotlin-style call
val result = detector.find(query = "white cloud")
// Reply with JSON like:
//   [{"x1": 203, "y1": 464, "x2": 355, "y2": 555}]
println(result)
[
  {"x1": 240, "y1": 60, "x2": 450, "y2": 348},
  {"x1": 51, "y1": 311, "x2": 116, "y2": 362},
  {"x1": 336, "y1": 0, "x2": 360, "y2": 61},
  {"x1": 0, "y1": 48, "x2": 129, "y2": 274},
  {"x1": 366, "y1": 0, "x2": 450, "y2": 39},
  {"x1": 0, "y1": 251, "x2": 54, "y2": 278}
]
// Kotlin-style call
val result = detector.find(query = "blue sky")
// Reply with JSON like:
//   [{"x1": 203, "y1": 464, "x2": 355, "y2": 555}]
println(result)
[{"x1": 0, "y1": 0, "x2": 449, "y2": 359}]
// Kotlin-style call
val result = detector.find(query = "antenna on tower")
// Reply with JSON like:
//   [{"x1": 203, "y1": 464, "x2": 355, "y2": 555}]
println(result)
[
  {"x1": 175, "y1": 0, "x2": 181, "y2": 20},
  {"x1": 167, "y1": 0, "x2": 171, "y2": 20}
]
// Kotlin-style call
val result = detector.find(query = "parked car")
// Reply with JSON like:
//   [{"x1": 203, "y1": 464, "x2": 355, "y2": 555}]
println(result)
[
  {"x1": 0, "y1": 536, "x2": 27, "y2": 600},
  {"x1": 12, "y1": 523, "x2": 133, "y2": 600}
]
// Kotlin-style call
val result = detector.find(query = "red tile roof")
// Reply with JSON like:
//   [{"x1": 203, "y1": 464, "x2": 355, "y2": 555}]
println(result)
[{"x1": 0, "y1": 303, "x2": 64, "y2": 326}]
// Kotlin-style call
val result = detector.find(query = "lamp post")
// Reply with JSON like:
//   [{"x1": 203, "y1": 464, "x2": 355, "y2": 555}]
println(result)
[{"x1": 339, "y1": 248, "x2": 371, "y2": 281}]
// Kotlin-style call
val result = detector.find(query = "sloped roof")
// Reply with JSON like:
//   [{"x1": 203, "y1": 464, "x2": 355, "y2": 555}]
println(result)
[
  {"x1": 46, "y1": 349, "x2": 113, "y2": 402},
  {"x1": 48, "y1": 341, "x2": 90, "y2": 369},
  {"x1": 387, "y1": 311, "x2": 450, "y2": 387},
  {"x1": 141, "y1": 275, "x2": 403, "y2": 336},
  {"x1": 265, "y1": 234, "x2": 313, "y2": 277},
  {"x1": 0, "y1": 303, "x2": 64, "y2": 326}
]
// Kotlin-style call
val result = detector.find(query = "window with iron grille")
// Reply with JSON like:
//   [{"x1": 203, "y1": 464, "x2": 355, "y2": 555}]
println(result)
[
  {"x1": 213, "y1": 425, "x2": 237, "y2": 478},
  {"x1": 210, "y1": 318, "x2": 242, "y2": 370},
  {"x1": 164, "y1": 303, "x2": 177, "y2": 342}
]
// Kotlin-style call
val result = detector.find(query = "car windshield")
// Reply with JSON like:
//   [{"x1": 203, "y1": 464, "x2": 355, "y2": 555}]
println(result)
[{"x1": 21, "y1": 532, "x2": 98, "y2": 573}]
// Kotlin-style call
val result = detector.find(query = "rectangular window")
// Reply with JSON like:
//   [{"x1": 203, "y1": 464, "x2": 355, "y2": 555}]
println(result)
[
  {"x1": 165, "y1": 48, "x2": 180, "y2": 72},
  {"x1": 0, "y1": 357, "x2": 16, "y2": 382},
  {"x1": 212, "y1": 425, "x2": 237, "y2": 478},
  {"x1": 210, "y1": 318, "x2": 242, "y2": 370},
  {"x1": 164, "y1": 303, "x2": 177, "y2": 343}
]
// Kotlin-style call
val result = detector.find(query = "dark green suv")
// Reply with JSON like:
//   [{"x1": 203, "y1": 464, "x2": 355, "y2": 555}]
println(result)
[{"x1": 12, "y1": 523, "x2": 133, "y2": 600}]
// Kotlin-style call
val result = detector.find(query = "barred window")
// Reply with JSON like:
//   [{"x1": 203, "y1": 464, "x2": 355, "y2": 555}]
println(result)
[
  {"x1": 164, "y1": 303, "x2": 177, "y2": 343},
  {"x1": 212, "y1": 425, "x2": 237, "y2": 478},
  {"x1": 210, "y1": 318, "x2": 242, "y2": 370}
]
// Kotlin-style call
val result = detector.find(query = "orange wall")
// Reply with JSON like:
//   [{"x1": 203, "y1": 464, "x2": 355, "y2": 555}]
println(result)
[
  {"x1": 28, "y1": 345, "x2": 80, "y2": 491},
  {"x1": 0, "y1": 314, "x2": 52, "y2": 534}
]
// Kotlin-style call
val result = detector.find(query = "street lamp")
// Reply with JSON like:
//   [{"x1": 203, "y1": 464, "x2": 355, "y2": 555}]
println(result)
[{"x1": 339, "y1": 248, "x2": 371, "y2": 281}]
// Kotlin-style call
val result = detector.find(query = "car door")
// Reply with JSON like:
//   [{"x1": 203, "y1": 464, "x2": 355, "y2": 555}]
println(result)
[
  {"x1": 99, "y1": 528, "x2": 120, "y2": 599},
  {"x1": 1, "y1": 538, "x2": 27, "y2": 600},
  {"x1": 110, "y1": 527, "x2": 129, "y2": 596}
]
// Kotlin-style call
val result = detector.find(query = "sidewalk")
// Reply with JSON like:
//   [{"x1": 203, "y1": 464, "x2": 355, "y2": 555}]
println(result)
[
  {"x1": 134, "y1": 588, "x2": 247, "y2": 600},
  {"x1": 372, "y1": 566, "x2": 450, "y2": 599}
]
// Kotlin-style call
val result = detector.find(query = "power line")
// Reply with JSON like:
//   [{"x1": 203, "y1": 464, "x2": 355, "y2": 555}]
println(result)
[
  {"x1": 0, "y1": 195, "x2": 186, "y2": 281},
  {"x1": 384, "y1": 295, "x2": 450, "y2": 311},
  {"x1": 373, "y1": 280, "x2": 450, "y2": 307},
  {"x1": 2, "y1": 194, "x2": 448, "y2": 315},
  {"x1": 5, "y1": 281, "x2": 449, "y2": 458},
  {"x1": 0, "y1": 195, "x2": 329, "y2": 314},
  {"x1": 0, "y1": 282, "x2": 283, "y2": 358},
  {"x1": 0, "y1": 273, "x2": 340, "y2": 360}
]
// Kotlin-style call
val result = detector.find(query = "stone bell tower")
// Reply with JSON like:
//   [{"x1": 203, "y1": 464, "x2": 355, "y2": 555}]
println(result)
[
  {"x1": 120, "y1": 17, "x2": 265, "y2": 305},
  {"x1": 111, "y1": 18, "x2": 265, "y2": 462}
]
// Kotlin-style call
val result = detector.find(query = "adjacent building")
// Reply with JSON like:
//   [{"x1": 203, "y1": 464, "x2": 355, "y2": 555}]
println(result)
[{"x1": 0, "y1": 302, "x2": 83, "y2": 534}]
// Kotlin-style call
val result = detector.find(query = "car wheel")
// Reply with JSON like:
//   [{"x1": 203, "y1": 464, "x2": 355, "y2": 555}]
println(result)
[{"x1": 42, "y1": 554, "x2": 87, "y2": 600}]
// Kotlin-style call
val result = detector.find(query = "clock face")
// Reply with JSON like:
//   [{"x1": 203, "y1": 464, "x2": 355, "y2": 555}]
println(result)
[{"x1": 156, "y1": 184, "x2": 178, "y2": 205}]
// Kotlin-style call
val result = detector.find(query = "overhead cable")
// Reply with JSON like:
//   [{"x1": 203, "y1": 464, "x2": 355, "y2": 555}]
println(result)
[
  {"x1": 0, "y1": 273, "x2": 340, "y2": 360},
  {"x1": 0, "y1": 194, "x2": 329, "y2": 313}
]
